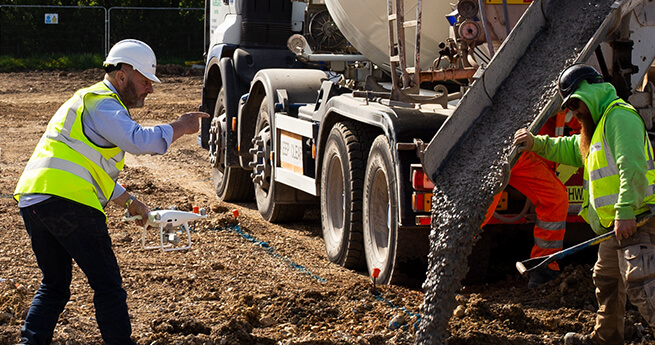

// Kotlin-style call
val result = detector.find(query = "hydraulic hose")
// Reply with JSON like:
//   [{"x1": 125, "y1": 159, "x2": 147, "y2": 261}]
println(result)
[{"x1": 493, "y1": 198, "x2": 532, "y2": 223}]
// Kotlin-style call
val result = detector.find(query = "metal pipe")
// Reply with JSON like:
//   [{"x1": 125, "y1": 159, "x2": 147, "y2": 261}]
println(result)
[
  {"x1": 396, "y1": 0, "x2": 410, "y2": 88},
  {"x1": 305, "y1": 54, "x2": 368, "y2": 62},
  {"x1": 418, "y1": 67, "x2": 478, "y2": 83},
  {"x1": 477, "y1": 0, "x2": 495, "y2": 58},
  {"x1": 414, "y1": 0, "x2": 422, "y2": 86},
  {"x1": 386, "y1": 0, "x2": 401, "y2": 89},
  {"x1": 104, "y1": 8, "x2": 108, "y2": 56},
  {"x1": 502, "y1": 0, "x2": 511, "y2": 36}
]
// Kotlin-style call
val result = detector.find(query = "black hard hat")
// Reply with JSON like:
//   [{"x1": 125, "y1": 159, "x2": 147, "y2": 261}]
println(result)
[{"x1": 558, "y1": 64, "x2": 604, "y2": 109}]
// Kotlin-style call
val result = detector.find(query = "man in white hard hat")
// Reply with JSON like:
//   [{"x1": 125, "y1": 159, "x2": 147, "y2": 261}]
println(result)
[{"x1": 13, "y1": 39, "x2": 208, "y2": 345}]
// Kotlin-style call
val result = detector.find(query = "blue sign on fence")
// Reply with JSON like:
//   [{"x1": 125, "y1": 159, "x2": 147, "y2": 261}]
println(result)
[{"x1": 45, "y1": 13, "x2": 59, "y2": 24}]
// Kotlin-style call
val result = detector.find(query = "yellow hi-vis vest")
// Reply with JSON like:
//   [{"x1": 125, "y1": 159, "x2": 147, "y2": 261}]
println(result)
[
  {"x1": 14, "y1": 82, "x2": 127, "y2": 214},
  {"x1": 581, "y1": 100, "x2": 655, "y2": 231}
]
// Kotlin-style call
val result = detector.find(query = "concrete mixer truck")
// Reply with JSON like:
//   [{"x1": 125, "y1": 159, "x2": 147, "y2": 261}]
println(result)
[{"x1": 198, "y1": 0, "x2": 655, "y2": 287}]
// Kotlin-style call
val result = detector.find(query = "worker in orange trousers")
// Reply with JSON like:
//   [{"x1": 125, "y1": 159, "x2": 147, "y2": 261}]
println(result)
[{"x1": 484, "y1": 110, "x2": 579, "y2": 289}]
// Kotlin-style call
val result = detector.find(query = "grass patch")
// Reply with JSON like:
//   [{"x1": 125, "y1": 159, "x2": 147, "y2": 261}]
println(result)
[
  {"x1": 0, "y1": 53, "x2": 104, "y2": 72},
  {"x1": 0, "y1": 54, "x2": 194, "y2": 72}
]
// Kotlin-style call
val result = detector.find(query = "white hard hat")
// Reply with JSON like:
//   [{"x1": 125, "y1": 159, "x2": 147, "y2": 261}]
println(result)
[{"x1": 104, "y1": 39, "x2": 160, "y2": 83}]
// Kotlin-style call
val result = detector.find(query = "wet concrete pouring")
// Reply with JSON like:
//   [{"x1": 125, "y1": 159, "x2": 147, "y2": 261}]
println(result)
[{"x1": 417, "y1": 0, "x2": 617, "y2": 343}]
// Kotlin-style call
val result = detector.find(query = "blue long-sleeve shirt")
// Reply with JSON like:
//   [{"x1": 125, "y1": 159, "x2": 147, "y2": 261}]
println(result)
[
  {"x1": 85, "y1": 80, "x2": 173, "y2": 154},
  {"x1": 18, "y1": 79, "x2": 173, "y2": 207}
]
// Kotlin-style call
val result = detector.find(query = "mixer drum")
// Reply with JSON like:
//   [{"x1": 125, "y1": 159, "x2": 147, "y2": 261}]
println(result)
[{"x1": 324, "y1": 0, "x2": 453, "y2": 72}]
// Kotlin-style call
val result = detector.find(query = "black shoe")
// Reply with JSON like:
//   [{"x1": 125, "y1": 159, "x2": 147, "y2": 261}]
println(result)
[
  {"x1": 563, "y1": 332, "x2": 599, "y2": 345},
  {"x1": 527, "y1": 266, "x2": 559, "y2": 289}
]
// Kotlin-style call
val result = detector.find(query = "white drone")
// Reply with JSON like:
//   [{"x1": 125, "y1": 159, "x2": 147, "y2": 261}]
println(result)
[{"x1": 124, "y1": 208, "x2": 207, "y2": 251}]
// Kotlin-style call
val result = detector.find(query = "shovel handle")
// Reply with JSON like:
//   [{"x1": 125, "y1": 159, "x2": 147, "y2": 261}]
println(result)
[
  {"x1": 516, "y1": 231, "x2": 615, "y2": 275},
  {"x1": 515, "y1": 214, "x2": 653, "y2": 276}
]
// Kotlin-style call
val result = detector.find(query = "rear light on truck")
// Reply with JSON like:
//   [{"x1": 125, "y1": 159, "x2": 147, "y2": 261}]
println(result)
[
  {"x1": 410, "y1": 165, "x2": 434, "y2": 218},
  {"x1": 410, "y1": 165, "x2": 434, "y2": 191},
  {"x1": 412, "y1": 192, "x2": 432, "y2": 212},
  {"x1": 415, "y1": 215, "x2": 431, "y2": 225}
]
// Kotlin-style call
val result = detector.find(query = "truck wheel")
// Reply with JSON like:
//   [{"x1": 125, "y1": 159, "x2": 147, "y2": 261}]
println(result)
[
  {"x1": 363, "y1": 135, "x2": 427, "y2": 287},
  {"x1": 320, "y1": 121, "x2": 369, "y2": 270},
  {"x1": 209, "y1": 89, "x2": 254, "y2": 201},
  {"x1": 252, "y1": 96, "x2": 305, "y2": 223}
]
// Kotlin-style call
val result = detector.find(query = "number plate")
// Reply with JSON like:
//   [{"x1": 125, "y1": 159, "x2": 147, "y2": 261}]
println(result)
[{"x1": 280, "y1": 131, "x2": 303, "y2": 174}]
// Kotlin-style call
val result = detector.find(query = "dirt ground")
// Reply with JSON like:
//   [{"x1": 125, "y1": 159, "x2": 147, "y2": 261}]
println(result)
[{"x1": 0, "y1": 69, "x2": 652, "y2": 345}]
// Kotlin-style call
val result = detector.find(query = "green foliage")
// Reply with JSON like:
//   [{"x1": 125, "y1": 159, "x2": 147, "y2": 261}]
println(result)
[
  {"x1": 0, "y1": 53, "x2": 104, "y2": 71},
  {"x1": 0, "y1": 1, "x2": 205, "y2": 6},
  {"x1": 0, "y1": 56, "x2": 27, "y2": 70},
  {"x1": 0, "y1": 3, "x2": 205, "y2": 60},
  {"x1": 0, "y1": 53, "x2": 191, "y2": 71}
]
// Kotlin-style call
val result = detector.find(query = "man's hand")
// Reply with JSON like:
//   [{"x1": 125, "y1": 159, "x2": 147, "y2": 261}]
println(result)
[
  {"x1": 170, "y1": 111, "x2": 210, "y2": 142},
  {"x1": 615, "y1": 219, "x2": 637, "y2": 241},
  {"x1": 128, "y1": 198, "x2": 151, "y2": 227},
  {"x1": 115, "y1": 192, "x2": 151, "y2": 227},
  {"x1": 513, "y1": 128, "x2": 534, "y2": 153}
]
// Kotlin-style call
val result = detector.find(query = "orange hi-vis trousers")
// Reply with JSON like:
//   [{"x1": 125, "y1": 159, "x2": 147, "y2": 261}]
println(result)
[{"x1": 484, "y1": 151, "x2": 568, "y2": 271}]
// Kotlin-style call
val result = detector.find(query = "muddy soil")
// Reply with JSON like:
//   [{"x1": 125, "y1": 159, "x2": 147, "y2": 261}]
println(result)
[{"x1": 0, "y1": 70, "x2": 652, "y2": 344}]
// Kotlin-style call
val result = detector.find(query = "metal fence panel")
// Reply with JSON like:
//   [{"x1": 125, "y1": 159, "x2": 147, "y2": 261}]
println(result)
[
  {"x1": 108, "y1": 7, "x2": 204, "y2": 61},
  {"x1": 0, "y1": 5, "x2": 204, "y2": 61},
  {"x1": 0, "y1": 5, "x2": 106, "y2": 57}
]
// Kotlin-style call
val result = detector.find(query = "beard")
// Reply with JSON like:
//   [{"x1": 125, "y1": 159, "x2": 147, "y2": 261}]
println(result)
[
  {"x1": 577, "y1": 112, "x2": 596, "y2": 159},
  {"x1": 121, "y1": 78, "x2": 146, "y2": 108}
]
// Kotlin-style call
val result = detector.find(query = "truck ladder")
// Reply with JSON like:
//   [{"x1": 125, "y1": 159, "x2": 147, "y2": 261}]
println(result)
[
  {"x1": 384, "y1": 0, "x2": 463, "y2": 108},
  {"x1": 386, "y1": 0, "x2": 421, "y2": 93}
]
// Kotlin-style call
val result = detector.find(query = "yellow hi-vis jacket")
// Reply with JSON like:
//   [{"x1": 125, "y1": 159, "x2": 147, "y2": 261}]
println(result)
[
  {"x1": 582, "y1": 100, "x2": 655, "y2": 230},
  {"x1": 14, "y1": 82, "x2": 127, "y2": 215}
]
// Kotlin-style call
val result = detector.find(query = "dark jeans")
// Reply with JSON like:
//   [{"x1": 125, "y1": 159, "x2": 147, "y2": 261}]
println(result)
[{"x1": 19, "y1": 197, "x2": 136, "y2": 345}]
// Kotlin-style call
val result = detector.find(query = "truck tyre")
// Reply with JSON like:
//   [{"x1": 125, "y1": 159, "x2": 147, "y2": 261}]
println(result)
[
  {"x1": 320, "y1": 121, "x2": 370, "y2": 270},
  {"x1": 209, "y1": 89, "x2": 254, "y2": 201},
  {"x1": 363, "y1": 135, "x2": 426, "y2": 287},
  {"x1": 252, "y1": 96, "x2": 305, "y2": 223}
]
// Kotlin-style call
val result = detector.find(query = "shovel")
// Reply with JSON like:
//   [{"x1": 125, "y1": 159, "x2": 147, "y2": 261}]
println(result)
[
  {"x1": 516, "y1": 214, "x2": 652, "y2": 275},
  {"x1": 515, "y1": 231, "x2": 614, "y2": 275}
]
